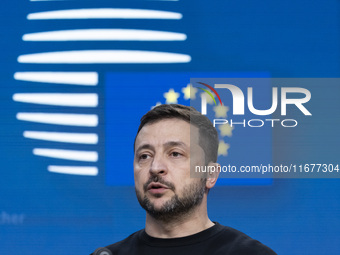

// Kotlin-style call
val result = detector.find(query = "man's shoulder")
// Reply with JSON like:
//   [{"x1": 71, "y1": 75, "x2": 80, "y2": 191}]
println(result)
[
  {"x1": 106, "y1": 229, "x2": 143, "y2": 252},
  {"x1": 216, "y1": 224, "x2": 277, "y2": 255},
  {"x1": 90, "y1": 229, "x2": 143, "y2": 255}
]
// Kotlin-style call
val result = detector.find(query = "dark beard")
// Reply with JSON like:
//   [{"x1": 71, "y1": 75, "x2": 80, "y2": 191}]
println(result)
[{"x1": 135, "y1": 177, "x2": 206, "y2": 222}]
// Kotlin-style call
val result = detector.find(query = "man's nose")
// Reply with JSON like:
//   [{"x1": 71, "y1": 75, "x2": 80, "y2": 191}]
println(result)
[{"x1": 149, "y1": 154, "x2": 167, "y2": 176}]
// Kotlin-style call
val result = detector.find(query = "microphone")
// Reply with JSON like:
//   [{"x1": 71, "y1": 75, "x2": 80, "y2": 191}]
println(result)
[{"x1": 93, "y1": 247, "x2": 113, "y2": 255}]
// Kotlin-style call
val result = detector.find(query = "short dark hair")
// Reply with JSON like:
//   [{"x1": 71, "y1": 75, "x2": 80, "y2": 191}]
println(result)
[{"x1": 134, "y1": 104, "x2": 219, "y2": 164}]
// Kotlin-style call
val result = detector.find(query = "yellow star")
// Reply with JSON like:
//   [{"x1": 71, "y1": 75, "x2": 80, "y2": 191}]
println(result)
[
  {"x1": 182, "y1": 83, "x2": 198, "y2": 100},
  {"x1": 163, "y1": 89, "x2": 180, "y2": 104},
  {"x1": 218, "y1": 140, "x2": 230, "y2": 156},
  {"x1": 214, "y1": 105, "x2": 229, "y2": 118},
  {"x1": 200, "y1": 92, "x2": 215, "y2": 105},
  {"x1": 218, "y1": 123, "x2": 234, "y2": 137},
  {"x1": 151, "y1": 102, "x2": 162, "y2": 109}
]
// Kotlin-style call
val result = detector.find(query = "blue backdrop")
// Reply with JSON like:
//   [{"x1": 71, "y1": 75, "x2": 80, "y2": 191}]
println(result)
[{"x1": 0, "y1": 0, "x2": 339, "y2": 254}]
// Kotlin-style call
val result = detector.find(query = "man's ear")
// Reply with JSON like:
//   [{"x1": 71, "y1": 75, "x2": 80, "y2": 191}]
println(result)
[{"x1": 206, "y1": 162, "x2": 220, "y2": 189}]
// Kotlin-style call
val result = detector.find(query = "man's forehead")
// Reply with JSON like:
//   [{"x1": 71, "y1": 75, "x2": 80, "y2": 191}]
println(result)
[{"x1": 134, "y1": 118, "x2": 199, "y2": 149}]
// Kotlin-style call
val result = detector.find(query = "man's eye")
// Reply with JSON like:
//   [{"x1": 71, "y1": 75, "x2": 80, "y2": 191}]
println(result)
[
  {"x1": 139, "y1": 154, "x2": 150, "y2": 160},
  {"x1": 170, "y1": 151, "x2": 182, "y2": 157}
]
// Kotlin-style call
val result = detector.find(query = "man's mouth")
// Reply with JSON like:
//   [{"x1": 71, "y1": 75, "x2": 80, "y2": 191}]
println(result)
[{"x1": 147, "y1": 182, "x2": 169, "y2": 194}]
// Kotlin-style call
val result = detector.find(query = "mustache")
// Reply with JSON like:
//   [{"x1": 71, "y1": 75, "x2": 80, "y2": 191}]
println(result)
[{"x1": 143, "y1": 175, "x2": 175, "y2": 192}]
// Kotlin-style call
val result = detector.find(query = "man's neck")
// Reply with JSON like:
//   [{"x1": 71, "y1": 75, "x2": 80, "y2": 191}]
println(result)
[{"x1": 144, "y1": 204, "x2": 214, "y2": 239}]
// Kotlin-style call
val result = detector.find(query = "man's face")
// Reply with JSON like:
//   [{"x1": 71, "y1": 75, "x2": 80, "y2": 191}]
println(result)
[{"x1": 134, "y1": 118, "x2": 206, "y2": 221}]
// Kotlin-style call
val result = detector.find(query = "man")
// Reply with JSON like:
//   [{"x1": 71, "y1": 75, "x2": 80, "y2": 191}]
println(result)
[{"x1": 92, "y1": 104, "x2": 276, "y2": 255}]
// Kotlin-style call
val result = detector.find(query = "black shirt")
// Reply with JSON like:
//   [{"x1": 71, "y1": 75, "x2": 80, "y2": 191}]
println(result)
[{"x1": 91, "y1": 222, "x2": 277, "y2": 255}]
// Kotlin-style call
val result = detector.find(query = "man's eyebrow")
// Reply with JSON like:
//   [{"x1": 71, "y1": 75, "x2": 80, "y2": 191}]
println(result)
[
  {"x1": 135, "y1": 144, "x2": 155, "y2": 154},
  {"x1": 163, "y1": 141, "x2": 188, "y2": 149}
]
